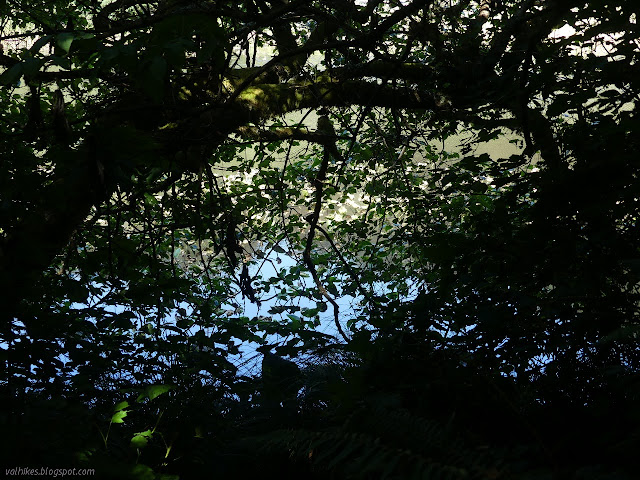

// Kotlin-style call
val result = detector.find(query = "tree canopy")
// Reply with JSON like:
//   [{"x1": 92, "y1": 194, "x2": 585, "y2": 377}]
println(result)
[{"x1": 1, "y1": 0, "x2": 640, "y2": 478}]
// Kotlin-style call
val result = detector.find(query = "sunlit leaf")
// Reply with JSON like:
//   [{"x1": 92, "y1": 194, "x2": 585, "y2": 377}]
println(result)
[
  {"x1": 136, "y1": 384, "x2": 175, "y2": 403},
  {"x1": 131, "y1": 429, "x2": 153, "y2": 448},
  {"x1": 111, "y1": 410, "x2": 128, "y2": 424}
]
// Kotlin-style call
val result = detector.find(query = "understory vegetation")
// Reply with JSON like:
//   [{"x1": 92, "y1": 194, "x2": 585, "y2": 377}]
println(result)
[{"x1": 1, "y1": 0, "x2": 639, "y2": 478}]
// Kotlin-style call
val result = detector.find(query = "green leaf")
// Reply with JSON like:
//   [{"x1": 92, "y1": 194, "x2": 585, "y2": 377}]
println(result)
[
  {"x1": 286, "y1": 314, "x2": 302, "y2": 328},
  {"x1": 273, "y1": 244, "x2": 287, "y2": 254},
  {"x1": 268, "y1": 305, "x2": 289, "y2": 314},
  {"x1": 0, "y1": 63, "x2": 23, "y2": 85},
  {"x1": 56, "y1": 33, "x2": 75, "y2": 53},
  {"x1": 29, "y1": 35, "x2": 53, "y2": 54},
  {"x1": 127, "y1": 464, "x2": 158, "y2": 480},
  {"x1": 136, "y1": 384, "x2": 175, "y2": 403},
  {"x1": 301, "y1": 308, "x2": 319, "y2": 318},
  {"x1": 70, "y1": 35, "x2": 99, "y2": 61},
  {"x1": 113, "y1": 400, "x2": 129, "y2": 412},
  {"x1": 22, "y1": 57, "x2": 43, "y2": 78},
  {"x1": 111, "y1": 410, "x2": 128, "y2": 424},
  {"x1": 130, "y1": 429, "x2": 153, "y2": 449},
  {"x1": 176, "y1": 317, "x2": 194, "y2": 329},
  {"x1": 144, "y1": 193, "x2": 158, "y2": 206},
  {"x1": 327, "y1": 282, "x2": 339, "y2": 296}
]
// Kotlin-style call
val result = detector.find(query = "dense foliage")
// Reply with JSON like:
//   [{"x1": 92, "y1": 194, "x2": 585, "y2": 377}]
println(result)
[{"x1": 1, "y1": 0, "x2": 639, "y2": 478}]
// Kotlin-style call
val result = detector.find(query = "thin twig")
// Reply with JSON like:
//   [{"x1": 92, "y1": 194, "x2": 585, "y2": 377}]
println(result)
[{"x1": 303, "y1": 126, "x2": 349, "y2": 343}]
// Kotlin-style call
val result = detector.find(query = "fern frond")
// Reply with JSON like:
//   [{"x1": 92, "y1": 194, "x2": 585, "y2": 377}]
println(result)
[{"x1": 253, "y1": 405, "x2": 497, "y2": 480}]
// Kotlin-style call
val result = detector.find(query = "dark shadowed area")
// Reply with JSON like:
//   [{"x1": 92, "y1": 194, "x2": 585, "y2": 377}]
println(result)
[{"x1": 1, "y1": 1, "x2": 639, "y2": 478}]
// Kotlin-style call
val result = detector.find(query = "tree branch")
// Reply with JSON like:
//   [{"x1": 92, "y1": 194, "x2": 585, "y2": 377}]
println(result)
[{"x1": 303, "y1": 115, "x2": 349, "y2": 343}]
